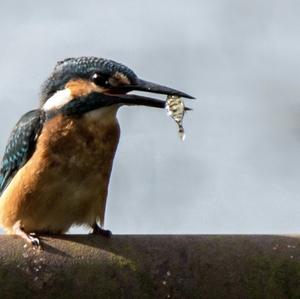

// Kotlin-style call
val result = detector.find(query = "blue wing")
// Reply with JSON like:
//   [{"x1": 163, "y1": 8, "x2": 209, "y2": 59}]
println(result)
[{"x1": 0, "y1": 110, "x2": 45, "y2": 194}]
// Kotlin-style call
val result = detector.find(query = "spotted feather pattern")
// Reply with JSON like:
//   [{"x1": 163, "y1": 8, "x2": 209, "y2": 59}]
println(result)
[{"x1": 0, "y1": 110, "x2": 45, "y2": 194}]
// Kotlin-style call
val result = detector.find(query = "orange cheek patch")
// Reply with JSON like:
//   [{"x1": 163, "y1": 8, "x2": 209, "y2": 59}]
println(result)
[{"x1": 66, "y1": 79, "x2": 106, "y2": 98}]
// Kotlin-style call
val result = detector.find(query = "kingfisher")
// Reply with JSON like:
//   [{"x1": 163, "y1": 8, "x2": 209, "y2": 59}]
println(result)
[{"x1": 0, "y1": 57, "x2": 193, "y2": 246}]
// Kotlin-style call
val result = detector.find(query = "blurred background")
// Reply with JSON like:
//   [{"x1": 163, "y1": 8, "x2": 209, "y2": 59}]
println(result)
[{"x1": 0, "y1": 0, "x2": 300, "y2": 234}]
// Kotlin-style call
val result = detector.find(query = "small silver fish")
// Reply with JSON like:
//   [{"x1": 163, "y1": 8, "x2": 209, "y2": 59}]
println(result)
[{"x1": 165, "y1": 95, "x2": 186, "y2": 141}]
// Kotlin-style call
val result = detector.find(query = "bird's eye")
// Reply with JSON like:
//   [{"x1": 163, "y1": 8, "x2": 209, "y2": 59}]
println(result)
[{"x1": 91, "y1": 73, "x2": 110, "y2": 87}]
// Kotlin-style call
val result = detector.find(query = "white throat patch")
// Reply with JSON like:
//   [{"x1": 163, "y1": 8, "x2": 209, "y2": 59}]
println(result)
[{"x1": 43, "y1": 89, "x2": 73, "y2": 111}]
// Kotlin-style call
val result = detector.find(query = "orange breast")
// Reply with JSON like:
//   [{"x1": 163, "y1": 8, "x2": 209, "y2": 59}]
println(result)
[{"x1": 0, "y1": 111, "x2": 120, "y2": 234}]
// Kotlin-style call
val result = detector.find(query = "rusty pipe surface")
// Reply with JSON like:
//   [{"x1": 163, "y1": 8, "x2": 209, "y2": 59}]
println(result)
[{"x1": 0, "y1": 235, "x2": 300, "y2": 299}]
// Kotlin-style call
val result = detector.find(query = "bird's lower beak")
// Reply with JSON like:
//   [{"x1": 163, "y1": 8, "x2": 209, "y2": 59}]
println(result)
[{"x1": 112, "y1": 78, "x2": 194, "y2": 109}]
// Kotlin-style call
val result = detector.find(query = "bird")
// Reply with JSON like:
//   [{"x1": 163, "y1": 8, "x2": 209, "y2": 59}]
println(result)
[{"x1": 0, "y1": 56, "x2": 194, "y2": 246}]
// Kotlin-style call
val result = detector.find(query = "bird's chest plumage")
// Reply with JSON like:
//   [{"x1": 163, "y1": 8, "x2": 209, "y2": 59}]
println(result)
[
  {"x1": 0, "y1": 110, "x2": 120, "y2": 233},
  {"x1": 41, "y1": 113, "x2": 120, "y2": 179}
]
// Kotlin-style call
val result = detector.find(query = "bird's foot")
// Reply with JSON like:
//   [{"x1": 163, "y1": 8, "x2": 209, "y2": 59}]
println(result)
[
  {"x1": 12, "y1": 221, "x2": 41, "y2": 248},
  {"x1": 27, "y1": 234, "x2": 41, "y2": 248},
  {"x1": 91, "y1": 224, "x2": 112, "y2": 238}
]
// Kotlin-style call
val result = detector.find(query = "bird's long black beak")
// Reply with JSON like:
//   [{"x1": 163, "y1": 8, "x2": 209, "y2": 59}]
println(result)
[
  {"x1": 128, "y1": 79, "x2": 194, "y2": 99},
  {"x1": 112, "y1": 78, "x2": 195, "y2": 109}
]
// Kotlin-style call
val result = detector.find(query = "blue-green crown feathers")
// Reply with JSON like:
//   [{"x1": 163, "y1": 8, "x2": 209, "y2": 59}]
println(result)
[{"x1": 40, "y1": 56, "x2": 137, "y2": 104}]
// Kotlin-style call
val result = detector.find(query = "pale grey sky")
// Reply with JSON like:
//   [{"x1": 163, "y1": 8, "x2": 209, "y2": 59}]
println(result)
[{"x1": 0, "y1": 0, "x2": 300, "y2": 234}]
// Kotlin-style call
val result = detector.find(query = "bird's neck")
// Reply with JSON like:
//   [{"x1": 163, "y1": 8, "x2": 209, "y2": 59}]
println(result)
[{"x1": 83, "y1": 105, "x2": 120, "y2": 125}]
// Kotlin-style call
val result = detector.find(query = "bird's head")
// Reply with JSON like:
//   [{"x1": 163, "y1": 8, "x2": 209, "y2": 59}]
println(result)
[{"x1": 41, "y1": 56, "x2": 194, "y2": 116}]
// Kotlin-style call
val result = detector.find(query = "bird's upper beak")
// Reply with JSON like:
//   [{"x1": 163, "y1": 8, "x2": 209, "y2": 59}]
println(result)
[{"x1": 110, "y1": 78, "x2": 195, "y2": 109}]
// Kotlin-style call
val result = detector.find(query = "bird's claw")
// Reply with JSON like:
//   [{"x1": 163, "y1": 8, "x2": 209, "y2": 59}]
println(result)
[
  {"x1": 29, "y1": 235, "x2": 41, "y2": 248},
  {"x1": 97, "y1": 229, "x2": 112, "y2": 238},
  {"x1": 12, "y1": 221, "x2": 42, "y2": 248},
  {"x1": 91, "y1": 225, "x2": 112, "y2": 238}
]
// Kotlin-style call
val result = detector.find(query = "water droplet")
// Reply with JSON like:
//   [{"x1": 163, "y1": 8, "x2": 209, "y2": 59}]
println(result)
[{"x1": 178, "y1": 127, "x2": 185, "y2": 141}]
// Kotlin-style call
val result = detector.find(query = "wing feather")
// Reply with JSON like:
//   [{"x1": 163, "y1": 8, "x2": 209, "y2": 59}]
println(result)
[{"x1": 0, "y1": 110, "x2": 45, "y2": 194}]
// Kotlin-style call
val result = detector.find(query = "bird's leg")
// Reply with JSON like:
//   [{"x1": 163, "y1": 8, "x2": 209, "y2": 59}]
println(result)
[
  {"x1": 91, "y1": 223, "x2": 112, "y2": 238},
  {"x1": 12, "y1": 220, "x2": 40, "y2": 247}
]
